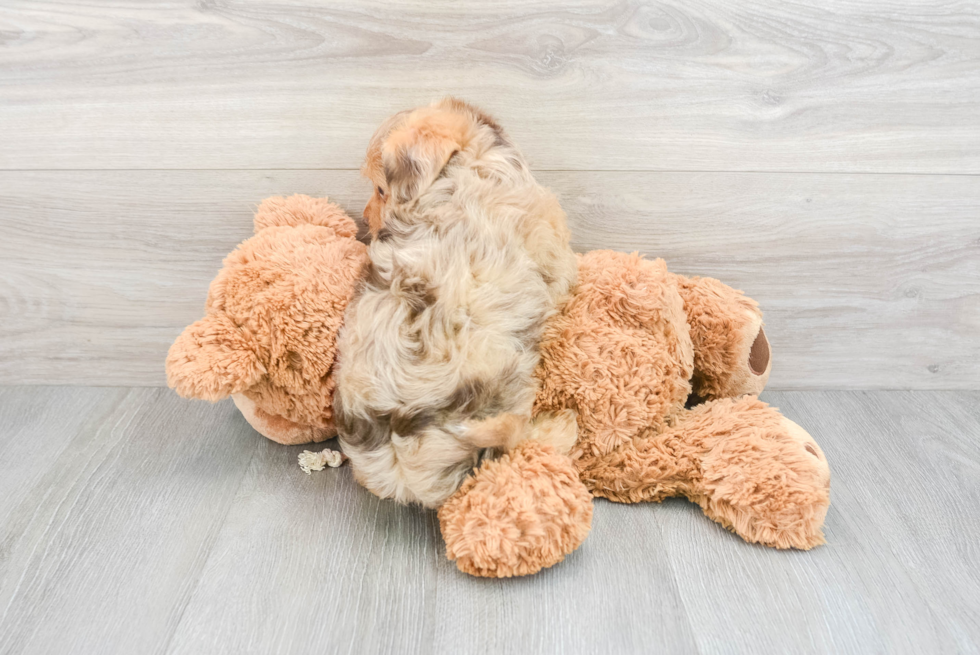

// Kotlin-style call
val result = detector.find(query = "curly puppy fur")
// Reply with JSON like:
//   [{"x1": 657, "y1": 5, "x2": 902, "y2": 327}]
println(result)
[{"x1": 334, "y1": 98, "x2": 578, "y2": 507}]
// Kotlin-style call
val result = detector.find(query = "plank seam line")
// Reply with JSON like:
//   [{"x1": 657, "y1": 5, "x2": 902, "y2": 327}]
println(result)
[
  {"x1": 1, "y1": 169, "x2": 979, "y2": 177},
  {"x1": 158, "y1": 432, "x2": 261, "y2": 655}
]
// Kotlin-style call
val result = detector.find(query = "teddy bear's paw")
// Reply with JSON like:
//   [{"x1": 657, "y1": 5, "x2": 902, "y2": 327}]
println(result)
[
  {"x1": 438, "y1": 441, "x2": 593, "y2": 577},
  {"x1": 674, "y1": 275, "x2": 772, "y2": 400}
]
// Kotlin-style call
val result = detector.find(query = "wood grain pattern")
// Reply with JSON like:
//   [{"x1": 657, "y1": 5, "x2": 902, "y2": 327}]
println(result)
[
  {"x1": 0, "y1": 387, "x2": 259, "y2": 655},
  {"x1": 431, "y1": 502, "x2": 700, "y2": 654},
  {"x1": 660, "y1": 389, "x2": 980, "y2": 654},
  {"x1": 551, "y1": 170, "x2": 980, "y2": 390},
  {"x1": 3, "y1": 0, "x2": 978, "y2": 651},
  {"x1": 165, "y1": 437, "x2": 441, "y2": 655},
  {"x1": 1, "y1": 387, "x2": 978, "y2": 654},
  {"x1": 1, "y1": 170, "x2": 977, "y2": 389},
  {"x1": 1, "y1": 0, "x2": 978, "y2": 172},
  {"x1": 776, "y1": 391, "x2": 980, "y2": 651}
]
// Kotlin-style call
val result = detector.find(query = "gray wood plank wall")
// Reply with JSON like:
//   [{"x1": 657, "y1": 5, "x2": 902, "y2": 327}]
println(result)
[{"x1": 1, "y1": 0, "x2": 978, "y2": 389}]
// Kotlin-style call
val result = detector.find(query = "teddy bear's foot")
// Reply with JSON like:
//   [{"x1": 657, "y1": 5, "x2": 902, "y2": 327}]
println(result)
[
  {"x1": 438, "y1": 441, "x2": 593, "y2": 577},
  {"x1": 579, "y1": 397, "x2": 830, "y2": 549},
  {"x1": 689, "y1": 398, "x2": 830, "y2": 549},
  {"x1": 672, "y1": 274, "x2": 771, "y2": 400}
]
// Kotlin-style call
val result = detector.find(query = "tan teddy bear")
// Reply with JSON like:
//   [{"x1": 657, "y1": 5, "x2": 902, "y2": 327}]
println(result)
[
  {"x1": 167, "y1": 197, "x2": 831, "y2": 579},
  {"x1": 166, "y1": 195, "x2": 368, "y2": 445}
]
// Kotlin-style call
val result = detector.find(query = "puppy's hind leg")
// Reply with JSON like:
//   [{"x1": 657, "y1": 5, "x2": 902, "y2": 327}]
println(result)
[
  {"x1": 462, "y1": 409, "x2": 578, "y2": 455},
  {"x1": 528, "y1": 409, "x2": 578, "y2": 454},
  {"x1": 461, "y1": 413, "x2": 529, "y2": 451}
]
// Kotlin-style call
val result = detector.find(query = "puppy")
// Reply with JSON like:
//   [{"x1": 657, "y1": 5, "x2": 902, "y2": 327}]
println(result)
[{"x1": 333, "y1": 98, "x2": 578, "y2": 508}]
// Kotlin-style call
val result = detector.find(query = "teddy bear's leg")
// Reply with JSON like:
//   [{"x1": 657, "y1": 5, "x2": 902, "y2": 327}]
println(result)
[
  {"x1": 578, "y1": 396, "x2": 830, "y2": 550},
  {"x1": 438, "y1": 440, "x2": 594, "y2": 577},
  {"x1": 671, "y1": 274, "x2": 771, "y2": 400}
]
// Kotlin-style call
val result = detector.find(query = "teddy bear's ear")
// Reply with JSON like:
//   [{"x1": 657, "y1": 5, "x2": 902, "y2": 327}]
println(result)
[
  {"x1": 252, "y1": 195, "x2": 358, "y2": 239},
  {"x1": 166, "y1": 314, "x2": 266, "y2": 402},
  {"x1": 381, "y1": 106, "x2": 468, "y2": 204}
]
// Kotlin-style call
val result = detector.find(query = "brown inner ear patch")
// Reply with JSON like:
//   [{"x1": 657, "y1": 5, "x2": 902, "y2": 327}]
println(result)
[{"x1": 749, "y1": 327, "x2": 771, "y2": 376}]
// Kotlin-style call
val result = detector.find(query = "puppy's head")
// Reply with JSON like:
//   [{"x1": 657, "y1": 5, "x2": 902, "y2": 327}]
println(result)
[{"x1": 361, "y1": 98, "x2": 508, "y2": 237}]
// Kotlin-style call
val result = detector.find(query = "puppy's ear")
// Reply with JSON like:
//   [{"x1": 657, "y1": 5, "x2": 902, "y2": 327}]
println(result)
[
  {"x1": 382, "y1": 109, "x2": 468, "y2": 203},
  {"x1": 166, "y1": 314, "x2": 266, "y2": 402}
]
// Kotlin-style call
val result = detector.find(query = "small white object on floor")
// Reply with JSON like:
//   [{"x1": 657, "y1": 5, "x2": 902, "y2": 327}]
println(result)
[{"x1": 298, "y1": 448, "x2": 346, "y2": 474}]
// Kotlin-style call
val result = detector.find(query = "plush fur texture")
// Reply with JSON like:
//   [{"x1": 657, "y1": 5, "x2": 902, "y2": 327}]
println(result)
[
  {"x1": 579, "y1": 396, "x2": 830, "y2": 550},
  {"x1": 166, "y1": 190, "x2": 830, "y2": 578},
  {"x1": 439, "y1": 250, "x2": 831, "y2": 577},
  {"x1": 674, "y1": 274, "x2": 771, "y2": 399},
  {"x1": 333, "y1": 98, "x2": 578, "y2": 508},
  {"x1": 166, "y1": 195, "x2": 368, "y2": 445},
  {"x1": 535, "y1": 252, "x2": 695, "y2": 461},
  {"x1": 438, "y1": 441, "x2": 593, "y2": 578}
]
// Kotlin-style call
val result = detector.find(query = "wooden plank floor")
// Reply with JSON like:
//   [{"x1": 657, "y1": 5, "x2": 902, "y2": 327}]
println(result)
[{"x1": 1, "y1": 387, "x2": 978, "y2": 655}]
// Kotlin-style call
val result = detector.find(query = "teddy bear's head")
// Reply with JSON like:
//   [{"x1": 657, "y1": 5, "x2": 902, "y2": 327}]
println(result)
[{"x1": 166, "y1": 196, "x2": 369, "y2": 444}]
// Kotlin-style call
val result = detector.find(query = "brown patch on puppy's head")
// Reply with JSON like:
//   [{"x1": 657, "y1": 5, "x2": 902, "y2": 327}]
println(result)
[
  {"x1": 361, "y1": 110, "x2": 405, "y2": 237},
  {"x1": 439, "y1": 97, "x2": 505, "y2": 138},
  {"x1": 362, "y1": 98, "x2": 503, "y2": 237}
]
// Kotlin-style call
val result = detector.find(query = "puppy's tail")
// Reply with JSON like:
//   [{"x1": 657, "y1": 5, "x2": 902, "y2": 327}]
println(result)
[{"x1": 462, "y1": 409, "x2": 578, "y2": 455}]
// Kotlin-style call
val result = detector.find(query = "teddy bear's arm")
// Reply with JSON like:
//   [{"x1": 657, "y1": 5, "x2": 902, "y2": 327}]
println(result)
[{"x1": 671, "y1": 274, "x2": 772, "y2": 400}]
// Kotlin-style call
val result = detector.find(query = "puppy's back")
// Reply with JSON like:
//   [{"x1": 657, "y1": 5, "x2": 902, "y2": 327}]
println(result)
[{"x1": 336, "y1": 98, "x2": 577, "y2": 507}]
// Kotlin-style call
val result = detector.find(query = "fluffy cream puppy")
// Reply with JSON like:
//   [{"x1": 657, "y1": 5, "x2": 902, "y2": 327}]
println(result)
[{"x1": 334, "y1": 98, "x2": 578, "y2": 507}]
